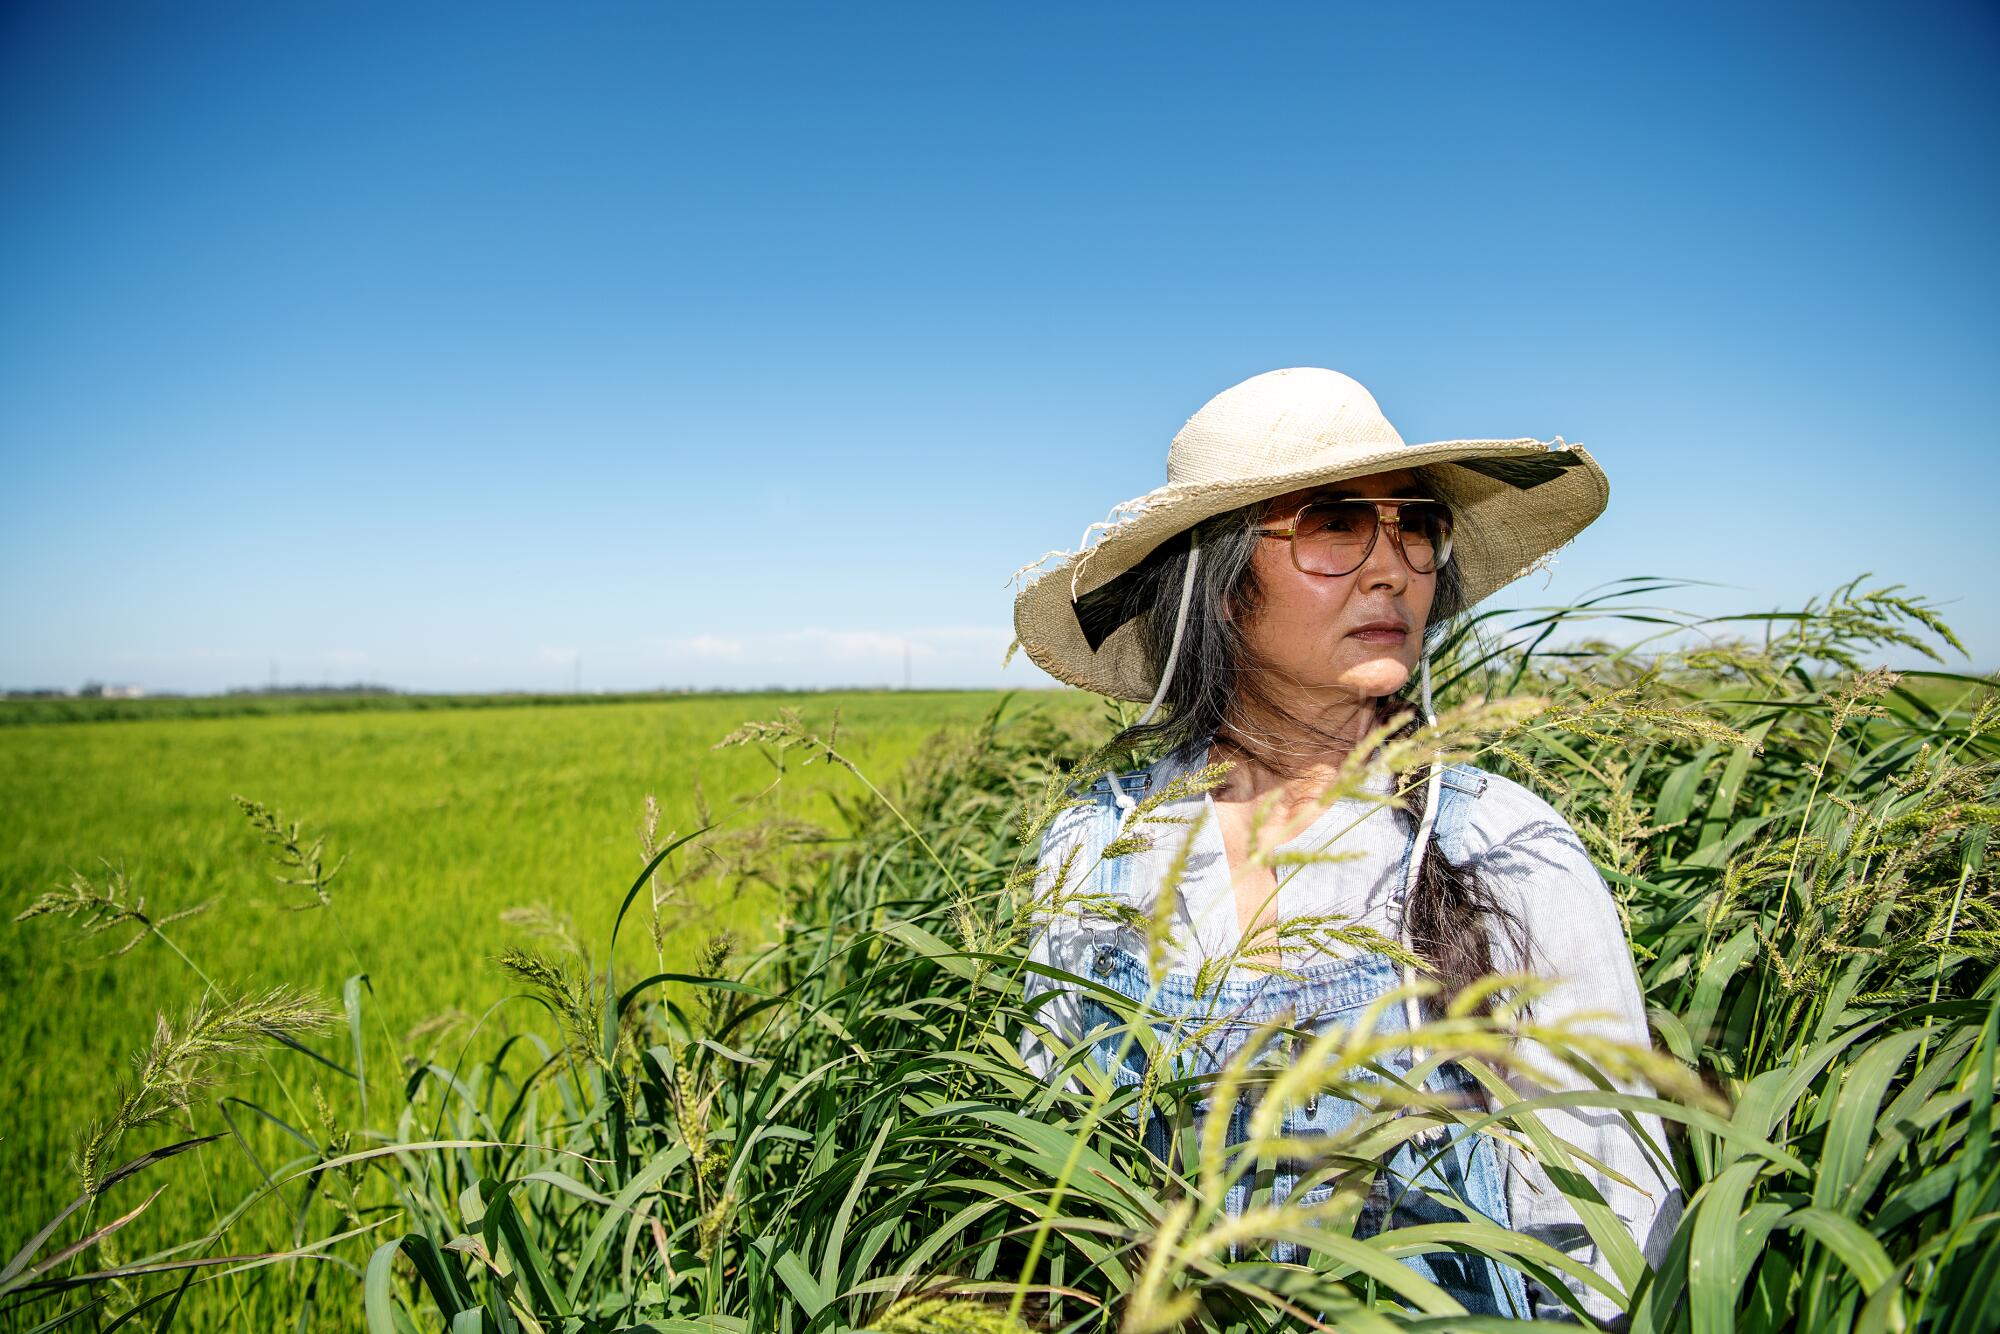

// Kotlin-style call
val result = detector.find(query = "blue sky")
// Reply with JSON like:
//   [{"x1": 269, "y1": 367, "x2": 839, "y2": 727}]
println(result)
[{"x1": 4, "y1": 1, "x2": 1995, "y2": 693}]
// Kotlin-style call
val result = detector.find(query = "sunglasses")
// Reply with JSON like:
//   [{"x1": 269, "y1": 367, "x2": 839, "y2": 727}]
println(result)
[{"x1": 1251, "y1": 497, "x2": 1454, "y2": 577}]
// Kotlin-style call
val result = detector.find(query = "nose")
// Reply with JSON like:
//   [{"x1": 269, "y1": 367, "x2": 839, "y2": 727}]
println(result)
[{"x1": 1357, "y1": 512, "x2": 1410, "y2": 594}]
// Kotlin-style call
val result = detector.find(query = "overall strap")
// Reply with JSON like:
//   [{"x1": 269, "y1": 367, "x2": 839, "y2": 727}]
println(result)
[
  {"x1": 1070, "y1": 767, "x2": 1154, "y2": 900},
  {"x1": 1391, "y1": 760, "x2": 1487, "y2": 1130},
  {"x1": 1431, "y1": 763, "x2": 1489, "y2": 860},
  {"x1": 1392, "y1": 762, "x2": 1486, "y2": 921}
]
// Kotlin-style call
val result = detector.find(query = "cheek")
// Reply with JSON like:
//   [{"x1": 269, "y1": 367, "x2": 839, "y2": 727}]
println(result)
[
  {"x1": 1248, "y1": 552, "x2": 1354, "y2": 637},
  {"x1": 1408, "y1": 575, "x2": 1438, "y2": 629}
]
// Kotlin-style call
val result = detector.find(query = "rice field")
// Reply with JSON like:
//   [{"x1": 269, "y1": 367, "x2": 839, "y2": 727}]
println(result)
[
  {"x1": 0, "y1": 688, "x2": 1094, "y2": 1317},
  {"x1": 2, "y1": 581, "x2": 1995, "y2": 1332}
]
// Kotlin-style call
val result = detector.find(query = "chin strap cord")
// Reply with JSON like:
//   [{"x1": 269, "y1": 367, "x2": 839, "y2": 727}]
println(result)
[
  {"x1": 1107, "y1": 536, "x2": 1201, "y2": 814},
  {"x1": 1400, "y1": 652, "x2": 1449, "y2": 1147}
]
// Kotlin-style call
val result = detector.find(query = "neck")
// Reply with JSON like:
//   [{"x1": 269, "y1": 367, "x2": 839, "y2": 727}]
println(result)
[{"x1": 1205, "y1": 689, "x2": 1385, "y2": 813}]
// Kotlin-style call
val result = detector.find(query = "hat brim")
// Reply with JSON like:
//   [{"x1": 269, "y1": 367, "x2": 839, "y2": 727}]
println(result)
[{"x1": 1011, "y1": 438, "x2": 1608, "y2": 701}]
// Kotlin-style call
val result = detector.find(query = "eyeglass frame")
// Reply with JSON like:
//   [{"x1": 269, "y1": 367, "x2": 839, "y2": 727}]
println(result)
[{"x1": 1250, "y1": 496, "x2": 1455, "y2": 577}]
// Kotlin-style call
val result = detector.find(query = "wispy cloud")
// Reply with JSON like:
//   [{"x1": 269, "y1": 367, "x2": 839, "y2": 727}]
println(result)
[
  {"x1": 680, "y1": 634, "x2": 747, "y2": 661},
  {"x1": 537, "y1": 645, "x2": 579, "y2": 665}
]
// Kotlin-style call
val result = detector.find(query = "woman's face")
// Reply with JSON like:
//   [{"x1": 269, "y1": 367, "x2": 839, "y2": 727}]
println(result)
[{"x1": 1233, "y1": 468, "x2": 1438, "y2": 703}]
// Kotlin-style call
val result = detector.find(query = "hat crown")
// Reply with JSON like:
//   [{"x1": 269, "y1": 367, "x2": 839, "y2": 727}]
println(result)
[{"x1": 1166, "y1": 367, "x2": 1408, "y2": 487}]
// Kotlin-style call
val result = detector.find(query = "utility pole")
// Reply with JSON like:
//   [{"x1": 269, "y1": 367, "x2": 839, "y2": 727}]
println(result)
[
  {"x1": 573, "y1": 655, "x2": 582, "y2": 695},
  {"x1": 904, "y1": 641, "x2": 911, "y2": 691}
]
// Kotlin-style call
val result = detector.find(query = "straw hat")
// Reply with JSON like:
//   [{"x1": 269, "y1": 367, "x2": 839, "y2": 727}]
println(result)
[{"x1": 1011, "y1": 367, "x2": 1608, "y2": 702}]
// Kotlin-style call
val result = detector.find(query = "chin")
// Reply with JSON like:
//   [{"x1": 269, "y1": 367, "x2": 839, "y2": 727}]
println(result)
[
  {"x1": 1344, "y1": 663, "x2": 1415, "y2": 699},
  {"x1": 1289, "y1": 648, "x2": 1416, "y2": 700}
]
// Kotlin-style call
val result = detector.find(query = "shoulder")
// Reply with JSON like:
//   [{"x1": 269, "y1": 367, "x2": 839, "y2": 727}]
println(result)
[
  {"x1": 1438, "y1": 763, "x2": 1592, "y2": 866},
  {"x1": 1443, "y1": 763, "x2": 1629, "y2": 953},
  {"x1": 1050, "y1": 746, "x2": 1188, "y2": 820},
  {"x1": 1033, "y1": 747, "x2": 1198, "y2": 882},
  {"x1": 1035, "y1": 761, "x2": 1152, "y2": 858},
  {"x1": 1030, "y1": 757, "x2": 1182, "y2": 916}
]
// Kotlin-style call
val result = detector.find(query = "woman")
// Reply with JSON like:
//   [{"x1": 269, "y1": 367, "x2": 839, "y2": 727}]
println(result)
[{"x1": 1010, "y1": 368, "x2": 1681, "y2": 1323}]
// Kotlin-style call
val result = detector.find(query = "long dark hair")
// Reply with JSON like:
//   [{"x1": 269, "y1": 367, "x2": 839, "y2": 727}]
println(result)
[{"x1": 1104, "y1": 470, "x2": 1525, "y2": 995}]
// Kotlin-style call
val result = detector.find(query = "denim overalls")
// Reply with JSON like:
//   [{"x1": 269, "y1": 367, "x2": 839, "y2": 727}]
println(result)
[{"x1": 1065, "y1": 760, "x2": 1531, "y2": 1318}]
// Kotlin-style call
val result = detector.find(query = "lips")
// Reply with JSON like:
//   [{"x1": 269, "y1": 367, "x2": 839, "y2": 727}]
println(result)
[{"x1": 1346, "y1": 620, "x2": 1409, "y2": 645}]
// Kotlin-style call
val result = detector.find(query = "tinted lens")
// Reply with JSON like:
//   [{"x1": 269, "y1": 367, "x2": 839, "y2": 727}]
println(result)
[
  {"x1": 1291, "y1": 500, "x2": 1378, "y2": 575},
  {"x1": 1395, "y1": 501, "x2": 1452, "y2": 572}
]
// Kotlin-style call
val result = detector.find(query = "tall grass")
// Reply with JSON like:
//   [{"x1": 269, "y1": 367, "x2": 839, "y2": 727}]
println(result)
[{"x1": 2, "y1": 580, "x2": 1994, "y2": 1332}]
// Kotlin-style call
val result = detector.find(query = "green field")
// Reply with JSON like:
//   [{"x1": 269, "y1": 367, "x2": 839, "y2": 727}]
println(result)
[
  {"x1": 0, "y1": 689, "x2": 1094, "y2": 1294},
  {"x1": 3, "y1": 584, "x2": 1995, "y2": 1333}
]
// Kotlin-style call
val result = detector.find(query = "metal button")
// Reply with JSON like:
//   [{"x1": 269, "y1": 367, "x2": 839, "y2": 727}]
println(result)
[{"x1": 1092, "y1": 944, "x2": 1115, "y2": 977}]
